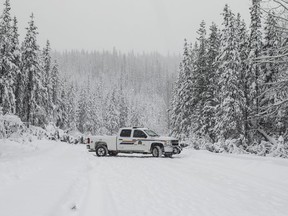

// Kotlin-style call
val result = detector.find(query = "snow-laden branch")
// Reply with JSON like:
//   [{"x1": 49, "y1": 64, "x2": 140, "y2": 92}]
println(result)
[
  {"x1": 257, "y1": 128, "x2": 278, "y2": 145},
  {"x1": 254, "y1": 60, "x2": 287, "y2": 64},
  {"x1": 256, "y1": 98, "x2": 288, "y2": 117},
  {"x1": 254, "y1": 53, "x2": 288, "y2": 61}
]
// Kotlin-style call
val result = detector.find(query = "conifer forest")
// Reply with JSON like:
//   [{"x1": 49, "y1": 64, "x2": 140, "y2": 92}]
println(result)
[{"x1": 1, "y1": 0, "x2": 288, "y2": 157}]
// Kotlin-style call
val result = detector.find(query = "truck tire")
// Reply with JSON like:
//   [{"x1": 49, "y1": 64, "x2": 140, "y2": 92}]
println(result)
[
  {"x1": 95, "y1": 145, "x2": 108, "y2": 157},
  {"x1": 173, "y1": 146, "x2": 181, "y2": 154},
  {"x1": 152, "y1": 146, "x2": 163, "y2": 157}
]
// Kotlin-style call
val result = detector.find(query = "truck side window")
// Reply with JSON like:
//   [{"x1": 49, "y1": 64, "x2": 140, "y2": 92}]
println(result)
[
  {"x1": 120, "y1": 129, "x2": 132, "y2": 137},
  {"x1": 133, "y1": 130, "x2": 147, "y2": 138}
]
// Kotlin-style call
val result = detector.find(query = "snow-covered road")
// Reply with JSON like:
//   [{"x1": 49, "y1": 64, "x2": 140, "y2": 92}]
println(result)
[{"x1": 1, "y1": 140, "x2": 288, "y2": 216}]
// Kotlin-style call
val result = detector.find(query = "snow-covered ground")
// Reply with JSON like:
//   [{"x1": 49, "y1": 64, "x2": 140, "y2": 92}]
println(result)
[{"x1": 1, "y1": 140, "x2": 288, "y2": 216}]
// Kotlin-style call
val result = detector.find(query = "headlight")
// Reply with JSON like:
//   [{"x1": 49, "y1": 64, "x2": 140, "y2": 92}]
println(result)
[{"x1": 164, "y1": 140, "x2": 172, "y2": 146}]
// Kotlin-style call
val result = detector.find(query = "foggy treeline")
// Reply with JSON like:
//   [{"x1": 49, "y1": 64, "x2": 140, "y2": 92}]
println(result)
[{"x1": 52, "y1": 50, "x2": 180, "y2": 135}]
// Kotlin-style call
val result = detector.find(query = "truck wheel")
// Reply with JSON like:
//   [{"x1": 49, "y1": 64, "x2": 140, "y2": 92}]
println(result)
[
  {"x1": 96, "y1": 146, "x2": 107, "y2": 157},
  {"x1": 173, "y1": 147, "x2": 181, "y2": 154},
  {"x1": 152, "y1": 146, "x2": 163, "y2": 157}
]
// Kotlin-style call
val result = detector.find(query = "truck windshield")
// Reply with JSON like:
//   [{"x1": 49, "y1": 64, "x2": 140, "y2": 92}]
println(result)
[{"x1": 144, "y1": 130, "x2": 159, "y2": 137}]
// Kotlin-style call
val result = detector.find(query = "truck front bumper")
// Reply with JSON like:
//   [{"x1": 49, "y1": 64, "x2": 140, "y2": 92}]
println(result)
[{"x1": 164, "y1": 146, "x2": 182, "y2": 154}]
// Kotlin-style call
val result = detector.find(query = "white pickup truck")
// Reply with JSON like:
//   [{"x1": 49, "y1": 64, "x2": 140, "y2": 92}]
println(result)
[{"x1": 86, "y1": 127, "x2": 182, "y2": 157}]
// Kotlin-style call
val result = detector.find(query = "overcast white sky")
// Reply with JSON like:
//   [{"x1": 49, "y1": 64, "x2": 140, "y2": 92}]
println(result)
[{"x1": 7, "y1": 0, "x2": 251, "y2": 54}]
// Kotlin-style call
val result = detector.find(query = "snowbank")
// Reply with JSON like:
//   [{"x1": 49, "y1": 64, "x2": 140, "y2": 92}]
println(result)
[
  {"x1": 185, "y1": 134, "x2": 288, "y2": 158},
  {"x1": 0, "y1": 114, "x2": 84, "y2": 144}
]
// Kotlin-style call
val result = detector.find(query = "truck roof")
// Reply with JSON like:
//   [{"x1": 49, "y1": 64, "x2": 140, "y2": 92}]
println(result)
[{"x1": 120, "y1": 127, "x2": 149, "y2": 130}]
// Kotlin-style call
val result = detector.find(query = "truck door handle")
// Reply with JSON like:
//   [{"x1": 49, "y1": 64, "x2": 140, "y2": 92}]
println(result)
[{"x1": 119, "y1": 139, "x2": 123, "y2": 141}]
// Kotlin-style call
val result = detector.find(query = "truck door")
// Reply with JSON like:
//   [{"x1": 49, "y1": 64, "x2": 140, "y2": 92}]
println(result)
[
  {"x1": 132, "y1": 130, "x2": 147, "y2": 152},
  {"x1": 118, "y1": 129, "x2": 135, "y2": 151}
]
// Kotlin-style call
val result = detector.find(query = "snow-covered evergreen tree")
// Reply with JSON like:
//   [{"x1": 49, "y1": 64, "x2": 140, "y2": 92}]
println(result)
[
  {"x1": 50, "y1": 61, "x2": 60, "y2": 122},
  {"x1": 193, "y1": 21, "x2": 208, "y2": 135},
  {"x1": 199, "y1": 22, "x2": 220, "y2": 141},
  {"x1": 66, "y1": 82, "x2": 78, "y2": 132},
  {"x1": 104, "y1": 88, "x2": 120, "y2": 135},
  {"x1": 21, "y1": 14, "x2": 42, "y2": 126},
  {"x1": 41, "y1": 40, "x2": 53, "y2": 122},
  {"x1": 258, "y1": 12, "x2": 284, "y2": 134},
  {"x1": 12, "y1": 17, "x2": 23, "y2": 117},
  {"x1": 118, "y1": 88, "x2": 128, "y2": 128},
  {"x1": 170, "y1": 39, "x2": 193, "y2": 138},
  {"x1": 248, "y1": 0, "x2": 263, "y2": 135},
  {"x1": 56, "y1": 77, "x2": 68, "y2": 129},
  {"x1": 214, "y1": 5, "x2": 244, "y2": 140},
  {"x1": 236, "y1": 14, "x2": 250, "y2": 143},
  {"x1": 0, "y1": 0, "x2": 16, "y2": 114}
]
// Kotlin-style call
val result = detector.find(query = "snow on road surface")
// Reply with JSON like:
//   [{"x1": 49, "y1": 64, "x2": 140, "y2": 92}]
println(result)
[{"x1": 1, "y1": 140, "x2": 288, "y2": 216}]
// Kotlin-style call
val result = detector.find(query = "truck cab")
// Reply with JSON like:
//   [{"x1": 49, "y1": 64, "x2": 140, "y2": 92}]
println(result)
[{"x1": 86, "y1": 127, "x2": 181, "y2": 157}]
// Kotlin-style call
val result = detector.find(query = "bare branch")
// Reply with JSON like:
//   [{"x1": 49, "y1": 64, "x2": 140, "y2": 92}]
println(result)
[
  {"x1": 273, "y1": 0, "x2": 288, "y2": 11},
  {"x1": 260, "y1": 7, "x2": 288, "y2": 22}
]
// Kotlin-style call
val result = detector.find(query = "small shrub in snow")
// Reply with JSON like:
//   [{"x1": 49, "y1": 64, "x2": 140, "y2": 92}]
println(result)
[
  {"x1": 184, "y1": 133, "x2": 212, "y2": 150},
  {"x1": 213, "y1": 139, "x2": 228, "y2": 153},
  {"x1": 0, "y1": 114, "x2": 24, "y2": 139},
  {"x1": 45, "y1": 123, "x2": 83, "y2": 143},
  {"x1": 28, "y1": 126, "x2": 48, "y2": 140},
  {"x1": 246, "y1": 141, "x2": 271, "y2": 156},
  {"x1": 226, "y1": 137, "x2": 248, "y2": 154},
  {"x1": 268, "y1": 137, "x2": 288, "y2": 158}
]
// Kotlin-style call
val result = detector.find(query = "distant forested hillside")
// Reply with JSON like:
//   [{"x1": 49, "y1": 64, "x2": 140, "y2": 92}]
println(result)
[{"x1": 52, "y1": 50, "x2": 180, "y2": 134}]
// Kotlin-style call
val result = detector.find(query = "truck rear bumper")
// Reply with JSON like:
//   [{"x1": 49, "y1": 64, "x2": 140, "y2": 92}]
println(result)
[{"x1": 87, "y1": 145, "x2": 96, "y2": 152}]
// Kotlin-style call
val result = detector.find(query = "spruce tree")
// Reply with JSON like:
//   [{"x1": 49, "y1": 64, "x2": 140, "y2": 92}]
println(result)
[
  {"x1": 12, "y1": 17, "x2": 23, "y2": 117},
  {"x1": 118, "y1": 88, "x2": 128, "y2": 128},
  {"x1": 21, "y1": 14, "x2": 42, "y2": 125},
  {"x1": 201, "y1": 22, "x2": 220, "y2": 141},
  {"x1": 260, "y1": 12, "x2": 288, "y2": 135},
  {"x1": 50, "y1": 62, "x2": 62, "y2": 126},
  {"x1": 42, "y1": 40, "x2": 53, "y2": 122},
  {"x1": 236, "y1": 14, "x2": 250, "y2": 143},
  {"x1": 248, "y1": 0, "x2": 263, "y2": 137},
  {"x1": 56, "y1": 77, "x2": 68, "y2": 129},
  {"x1": 170, "y1": 39, "x2": 193, "y2": 138},
  {"x1": 214, "y1": 5, "x2": 244, "y2": 140},
  {"x1": 104, "y1": 88, "x2": 120, "y2": 135},
  {"x1": 66, "y1": 83, "x2": 78, "y2": 131},
  {"x1": 51, "y1": 62, "x2": 59, "y2": 108},
  {"x1": 194, "y1": 21, "x2": 208, "y2": 135},
  {"x1": 262, "y1": 12, "x2": 279, "y2": 85},
  {"x1": 0, "y1": 0, "x2": 16, "y2": 114}
]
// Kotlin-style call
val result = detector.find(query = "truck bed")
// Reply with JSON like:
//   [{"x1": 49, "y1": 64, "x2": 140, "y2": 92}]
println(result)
[{"x1": 89, "y1": 135, "x2": 117, "y2": 151}]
